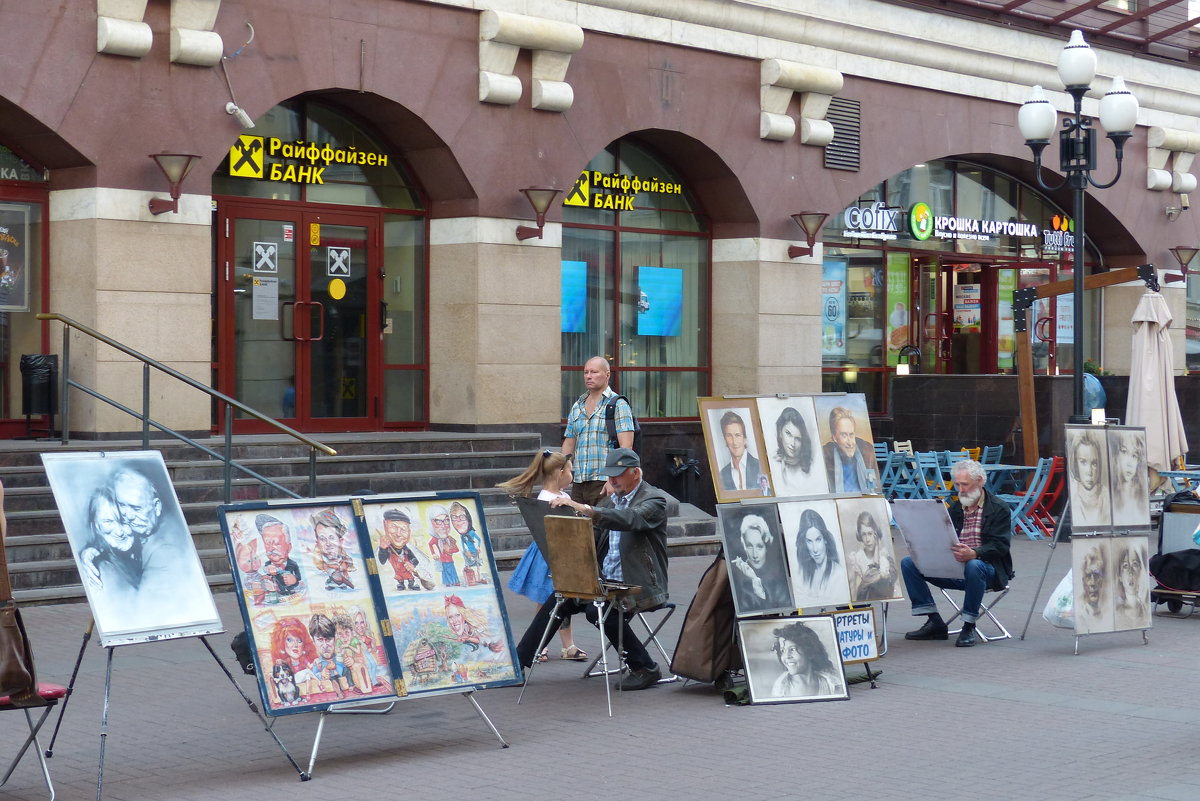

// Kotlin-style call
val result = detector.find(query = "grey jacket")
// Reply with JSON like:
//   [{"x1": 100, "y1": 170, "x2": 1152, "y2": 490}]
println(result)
[{"x1": 592, "y1": 480, "x2": 670, "y2": 612}]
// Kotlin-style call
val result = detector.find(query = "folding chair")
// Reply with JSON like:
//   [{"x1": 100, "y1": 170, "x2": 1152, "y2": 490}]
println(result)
[
  {"x1": 582, "y1": 602, "x2": 679, "y2": 684},
  {"x1": 997, "y1": 457, "x2": 1053, "y2": 540},
  {"x1": 981, "y1": 445, "x2": 1004, "y2": 465},
  {"x1": 938, "y1": 585, "x2": 1012, "y2": 642},
  {"x1": 893, "y1": 440, "x2": 914, "y2": 455},
  {"x1": 873, "y1": 441, "x2": 890, "y2": 463},
  {"x1": 1, "y1": 683, "x2": 67, "y2": 800},
  {"x1": 1029, "y1": 456, "x2": 1065, "y2": 539},
  {"x1": 915, "y1": 452, "x2": 953, "y2": 502}
]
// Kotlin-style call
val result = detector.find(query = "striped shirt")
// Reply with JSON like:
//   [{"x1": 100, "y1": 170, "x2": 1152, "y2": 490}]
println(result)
[{"x1": 564, "y1": 388, "x2": 634, "y2": 482}]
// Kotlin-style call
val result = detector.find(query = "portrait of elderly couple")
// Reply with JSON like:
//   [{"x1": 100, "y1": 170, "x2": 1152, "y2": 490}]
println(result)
[
  {"x1": 1065, "y1": 426, "x2": 1150, "y2": 534},
  {"x1": 718, "y1": 495, "x2": 902, "y2": 617},
  {"x1": 699, "y1": 394, "x2": 881, "y2": 504}
]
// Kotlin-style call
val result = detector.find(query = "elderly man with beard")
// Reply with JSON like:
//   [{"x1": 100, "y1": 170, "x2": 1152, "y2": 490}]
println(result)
[{"x1": 901, "y1": 459, "x2": 1013, "y2": 647}]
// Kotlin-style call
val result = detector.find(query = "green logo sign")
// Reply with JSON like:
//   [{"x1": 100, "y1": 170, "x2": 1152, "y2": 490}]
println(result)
[{"x1": 909, "y1": 202, "x2": 933, "y2": 240}]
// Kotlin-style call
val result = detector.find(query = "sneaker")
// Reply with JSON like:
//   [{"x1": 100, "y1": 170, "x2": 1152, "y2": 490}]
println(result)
[
  {"x1": 904, "y1": 616, "x2": 949, "y2": 641},
  {"x1": 616, "y1": 665, "x2": 662, "y2": 691},
  {"x1": 955, "y1": 624, "x2": 978, "y2": 647}
]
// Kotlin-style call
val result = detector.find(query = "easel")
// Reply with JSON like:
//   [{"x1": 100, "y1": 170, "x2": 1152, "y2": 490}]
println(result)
[
  {"x1": 42, "y1": 618, "x2": 305, "y2": 798},
  {"x1": 1020, "y1": 509, "x2": 1151, "y2": 654}
]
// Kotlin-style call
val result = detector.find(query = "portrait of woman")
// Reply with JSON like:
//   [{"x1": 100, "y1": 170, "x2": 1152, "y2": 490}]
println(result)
[
  {"x1": 756, "y1": 396, "x2": 829, "y2": 498},
  {"x1": 780, "y1": 500, "x2": 850, "y2": 609},
  {"x1": 1112, "y1": 536, "x2": 1150, "y2": 631},
  {"x1": 837, "y1": 497, "x2": 901, "y2": 603},
  {"x1": 1066, "y1": 426, "x2": 1112, "y2": 532},
  {"x1": 717, "y1": 505, "x2": 793, "y2": 616},
  {"x1": 1107, "y1": 428, "x2": 1150, "y2": 530},
  {"x1": 737, "y1": 617, "x2": 847, "y2": 704}
]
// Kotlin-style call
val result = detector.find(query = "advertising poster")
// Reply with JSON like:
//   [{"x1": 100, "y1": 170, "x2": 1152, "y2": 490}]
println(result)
[
  {"x1": 636, "y1": 265, "x2": 683, "y2": 336},
  {"x1": 0, "y1": 203, "x2": 31, "y2": 312},
  {"x1": 885, "y1": 253, "x2": 910, "y2": 366},
  {"x1": 953, "y1": 283, "x2": 981, "y2": 331},
  {"x1": 561, "y1": 260, "x2": 587, "y2": 333},
  {"x1": 822, "y1": 259, "x2": 848, "y2": 359},
  {"x1": 996, "y1": 268, "x2": 1016, "y2": 370}
]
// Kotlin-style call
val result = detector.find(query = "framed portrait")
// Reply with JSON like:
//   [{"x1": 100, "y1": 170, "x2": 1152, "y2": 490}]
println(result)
[
  {"x1": 1111, "y1": 535, "x2": 1151, "y2": 632},
  {"x1": 1106, "y1": 427, "x2": 1150, "y2": 532},
  {"x1": 42, "y1": 451, "x2": 223, "y2": 648},
  {"x1": 779, "y1": 499, "x2": 851, "y2": 610},
  {"x1": 755, "y1": 396, "x2": 830, "y2": 499},
  {"x1": 360, "y1": 493, "x2": 522, "y2": 696},
  {"x1": 1072, "y1": 535, "x2": 1151, "y2": 635},
  {"x1": 1065, "y1": 425, "x2": 1113, "y2": 533},
  {"x1": 698, "y1": 397, "x2": 774, "y2": 502},
  {"x1": 811, "y1": 394, "x2": 881, "y2": 495},
  {"x1": 220, "y1": 499, "x2": 401, "y2": 716},
  {"x1": 717, "y1": 504, "x2": 794, "y2": 617},
  {"x1": 836, "y1": 496, "x2": 903, "y2": 603},
  {"x1": 827, "y1": 607, "x2": 880, "y2": 665},
  {"x1": 737, "y1": 617, "x2": 848, "y2": 704},
  {"x1": 0, "y1": 203, "x2": 31, "y2": 312}
]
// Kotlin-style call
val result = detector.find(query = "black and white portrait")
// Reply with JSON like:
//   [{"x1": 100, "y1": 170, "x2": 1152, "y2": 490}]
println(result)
[
  {"x1": 756, "y1": 396, "x2": 829, "y2": 498},
  {"x1": 42, "y1": 451, "x2": 222, "y2": 647},
  {"x1": 1066, "y1": 426, "x2": 1112, "y2": 533},
  {"x1": 738, "y1": 617, "x2": 848, "y2": 704},
  {"x1": 717, "y1": 505, "x2": 793, "y2": 617},
  {"x1": 1112, "y1": 536, "x2": 1151, "y2": 632},
  {"x1": 812, "y1": 394, "x2": 880, "y2": 495},
  {"x1": 698, "y1": 398, "x2": 773, "y2": 502},
  {"x1": 1072, "y1": 537, "x2": 1114, "y2": 635},
  {"x1": 780, "y1": 499, "x2": 850, "y2": 609},
  {"x1": 1107, "y1": 428, "x2": 1150, "y2": 531},
  {"x1": 836, "y1": 496, "x2": 902, "y2": 603}
]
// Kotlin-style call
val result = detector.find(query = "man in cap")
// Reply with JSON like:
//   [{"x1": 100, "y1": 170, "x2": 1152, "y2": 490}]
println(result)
[
  {"x1": 378, "y1": 508, "x2": 422, "y2": 591},
  {"x1": 258, "y1": 513, "x2": 304, "y2": 598},
  {"x1": 516, "y1": 448, "x2": 670, "y2": 691}
]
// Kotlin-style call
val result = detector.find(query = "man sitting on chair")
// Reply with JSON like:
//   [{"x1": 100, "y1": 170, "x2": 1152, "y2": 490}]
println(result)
[
  {"x1": 515, "y1": 448, "x2": 670, "y2": 691},
  {"x1": 902, "y1": 459, "x2": 1013, "y2": 648}
]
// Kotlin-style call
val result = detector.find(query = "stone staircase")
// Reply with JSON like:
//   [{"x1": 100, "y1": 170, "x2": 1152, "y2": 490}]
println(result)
[{"x1": 0, "y1": 432, "x2": 718, "y2": 605}]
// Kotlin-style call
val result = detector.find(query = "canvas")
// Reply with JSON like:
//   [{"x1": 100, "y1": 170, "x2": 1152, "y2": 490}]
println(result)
[
  {"x1": 697, "y1": 397, "x2": 774, "y2": 502},
  {"x1": 1106, "y1": 427, "x2": 1150, "y2": 531},
  {"x1": 1066, "y1": 425, "x2": 1113, "y2": 534},
  {"x1": 42, "y1": 451, "x2": 222, "y2": 648},
  {"x1": 779, "y1": 499, "x2": 851, "y2": 610},
  {"x1": 737, "y1": 617, "x2": 848, "y2": 704},
  {"x1": 755, "y1": 396, "x2": 829, "y2": 498},
  {"x1": 717, "y1": 504, "x2": 794, "y2": 617},
  {"x1": 1072, "y1": 535, "x2": 1152, "y2": 635},
  {"x1": 836, "y1": 496, "x2": 903, "y2": 603},
  {"x1": 811, "y1": 394, "x2": 880, "y2": 495}
]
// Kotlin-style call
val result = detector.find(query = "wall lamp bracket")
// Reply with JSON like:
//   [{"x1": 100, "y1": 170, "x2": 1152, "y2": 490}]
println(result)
[
  {"x1": 516, "y1": 187, "x2": 561, "y2": 240},
  {"x1": 788, "y1": 211, "x2": 829, "y2": 258},
  {"x1": 148, "y1": 153, "x2": 200, "y2": 215}
]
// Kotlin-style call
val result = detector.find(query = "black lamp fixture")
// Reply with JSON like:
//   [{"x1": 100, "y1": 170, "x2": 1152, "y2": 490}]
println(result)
[
  {"x1": 515, "y1": 187, "x2": 562, "y2": 240},
  {"x1": 788, "y1": 211, "x2": 830, "y2": 258},
  {"x1": 1017, "y1": 30, "x2": 1138, "y2": 423},
  {"x1": 148, "y1": 153, "x2": 201, "y2": 215},
  {"x1": 1166, "y1": 245, "x2": 1199, "y2": 284},
  {"x1": 896, "y1": 344, "x2": 922, "y2": 375}
]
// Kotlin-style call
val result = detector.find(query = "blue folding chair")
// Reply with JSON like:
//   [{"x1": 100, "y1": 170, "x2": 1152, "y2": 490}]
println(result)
[
  {"x1": 915, "y1": 452, "x2": 954, "y2": 502},
  {"x1": 997, "y1": 457, "x2": 1053, "y2": 540},
  {"x1": 874, "y1": 441, "x2": 890, "y2": 464},
  {"x1": 981, "y1": 445, "x2": 1003, "y2": 465}
]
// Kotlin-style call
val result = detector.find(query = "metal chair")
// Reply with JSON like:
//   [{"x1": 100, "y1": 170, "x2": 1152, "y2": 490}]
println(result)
[
  {"x1": 1, "y1": 683, "x2": 67, "y2": 801},
  {"x1": 981, "y1": 445, "x2": 1004, "y2": 465},
  {"x1": 997, "y1": 457, "x2": 1054, "y2": 540},
  {"x1": 582, "y1": 602, "x2": 679, "y2": 685},
  {"x1": 938, "y1": 585, "x2": 1013, "y2": 642}
]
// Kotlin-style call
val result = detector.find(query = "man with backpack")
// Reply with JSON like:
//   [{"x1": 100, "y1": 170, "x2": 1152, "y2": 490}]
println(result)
[{"x1": 562, "y1": 356, "x2": 637, "y2": 506}]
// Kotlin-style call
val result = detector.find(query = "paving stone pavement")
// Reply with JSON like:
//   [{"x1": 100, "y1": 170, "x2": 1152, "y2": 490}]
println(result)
[{"x1": 3, "y1": 537, "x2": 1199, "y2": 801}]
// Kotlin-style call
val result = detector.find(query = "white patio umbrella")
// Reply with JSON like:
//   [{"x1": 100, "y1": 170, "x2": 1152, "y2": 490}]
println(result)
[{"x1": 1125, "y1": 290, "x2": 1188, "y2": 478}]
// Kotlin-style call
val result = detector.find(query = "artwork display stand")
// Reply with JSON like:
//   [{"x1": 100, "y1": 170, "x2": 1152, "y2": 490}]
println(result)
[{"x1": 300, "y1": 689, "x2": 508, "y2": 778}]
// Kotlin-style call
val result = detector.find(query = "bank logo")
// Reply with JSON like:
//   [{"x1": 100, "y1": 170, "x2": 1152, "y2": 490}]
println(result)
[
  {"x1": 230, "y1": 135, "x2": 265, "y2": 178},
  {"x1": 909, "y1": 202, "x2": 933, "y2": 240}
]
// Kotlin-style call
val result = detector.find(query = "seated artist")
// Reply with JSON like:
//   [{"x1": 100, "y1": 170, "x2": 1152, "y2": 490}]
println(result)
[
  {"x1": 515, "y1": 448, "x2": 670, "y2": 691},
  {"x1": 902, "y1": 458, "x2": 1013, "y2": 648}
]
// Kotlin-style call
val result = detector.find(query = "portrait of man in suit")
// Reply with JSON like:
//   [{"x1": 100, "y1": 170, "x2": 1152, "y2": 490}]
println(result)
[{"x1": 718, "y1": 409, "x2": 764, "y2": 493}]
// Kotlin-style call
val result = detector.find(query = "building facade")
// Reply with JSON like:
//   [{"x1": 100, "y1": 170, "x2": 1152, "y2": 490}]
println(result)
[{"x1": 1, "y1": 0, "x2": 1198, "y2": 446}]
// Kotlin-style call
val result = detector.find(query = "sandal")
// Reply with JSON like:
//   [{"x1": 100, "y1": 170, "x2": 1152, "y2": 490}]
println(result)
[
  {"x1": 560, "y1": 645, "x2": 588, "y2": 661},
  {"x1": 536, "y1": 648, "x2": 550, "y2": 663}
]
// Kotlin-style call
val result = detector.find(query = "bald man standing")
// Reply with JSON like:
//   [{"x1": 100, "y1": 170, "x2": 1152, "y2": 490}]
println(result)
[{"x1": 562, "y1": 356, "x2": 635, "y2": 506}]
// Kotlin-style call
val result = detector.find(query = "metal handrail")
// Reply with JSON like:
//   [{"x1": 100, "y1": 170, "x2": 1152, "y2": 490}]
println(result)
[{"x1": 37, "y1": 313, "x2": 337, "y2": 501}]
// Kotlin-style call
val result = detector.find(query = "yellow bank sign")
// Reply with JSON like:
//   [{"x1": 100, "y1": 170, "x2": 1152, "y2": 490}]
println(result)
[
  {"x1": 564, "y1": 170, "x2": 684, "y2": 210},
  {"x1": 228, "y1": 136, "x2": 389, "y2": 185}
]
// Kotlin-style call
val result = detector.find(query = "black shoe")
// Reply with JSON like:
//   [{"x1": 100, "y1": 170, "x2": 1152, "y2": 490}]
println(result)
[
  {"x1": 616, "y1": 665, "x2": 662, "y2": 691},
  {"x1": 956, "y1": 625, "x2": 978, "y2": 647},
  {"x1": 905, "y1": 617, "x2": 949, "y2": 641}
]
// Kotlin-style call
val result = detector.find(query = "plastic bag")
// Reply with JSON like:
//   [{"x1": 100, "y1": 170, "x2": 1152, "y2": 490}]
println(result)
[{"x1": 1042, "y1": 570, "x2": 1073, "y2": 629}]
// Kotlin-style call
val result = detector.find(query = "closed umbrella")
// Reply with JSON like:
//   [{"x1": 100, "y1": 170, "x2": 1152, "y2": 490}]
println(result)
[{"x1": 1125, "y1": 290, "x2": 1188, "y2": 479}]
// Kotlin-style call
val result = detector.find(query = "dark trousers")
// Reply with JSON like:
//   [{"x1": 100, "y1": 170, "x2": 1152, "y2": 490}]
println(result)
[
  {"x1": 570, "y1": 480, "x2": 608, "y2": 506},
  {"x1": 516, "y1": 595, "x2": 654, "y2": 672}
]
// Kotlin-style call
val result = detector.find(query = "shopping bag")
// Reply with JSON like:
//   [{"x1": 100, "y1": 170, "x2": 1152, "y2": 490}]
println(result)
[{"x1": 1042, "y1": 569, "x2": 1074, "y2": 629}]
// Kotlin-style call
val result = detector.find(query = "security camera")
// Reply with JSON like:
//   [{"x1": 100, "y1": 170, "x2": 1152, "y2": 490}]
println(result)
[{"x1": 225, "y1": 102, "x2": 255, "y2": 129}]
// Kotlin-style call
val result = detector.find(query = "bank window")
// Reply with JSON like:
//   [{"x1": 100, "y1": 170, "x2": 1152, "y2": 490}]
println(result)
[
  {"x1": 1187, "y1": 272, "x2": 1200, "y2": 373},
  {"x1": 561, "y1": 139, "x2": 710, "y2": 418},
  {"x1": 821, "y1": 250, "x2": 886, "y2": 409}
]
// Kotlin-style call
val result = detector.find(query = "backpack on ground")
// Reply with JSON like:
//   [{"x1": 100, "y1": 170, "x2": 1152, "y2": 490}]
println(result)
[{"x1": 605, "y1": 394, "x2": 643, "y2": 453}]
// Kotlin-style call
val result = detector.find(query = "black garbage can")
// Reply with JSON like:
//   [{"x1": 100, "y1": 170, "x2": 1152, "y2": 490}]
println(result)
[{"x1": 19, "y1": 353, "x2": 57, "y2": 416}]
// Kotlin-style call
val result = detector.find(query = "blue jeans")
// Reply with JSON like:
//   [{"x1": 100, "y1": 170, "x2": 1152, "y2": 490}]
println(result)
[{"x1": 901, "y1": 556, "x2": 995, "y2": 624}]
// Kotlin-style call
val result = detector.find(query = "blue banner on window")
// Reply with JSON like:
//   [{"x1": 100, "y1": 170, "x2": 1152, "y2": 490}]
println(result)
[
  {"x1": 636, "y1": 266, "x2": 683, "y2": 337},
  {"x1": 561, "y1": 260, "x2": 587, "y2": 333}
]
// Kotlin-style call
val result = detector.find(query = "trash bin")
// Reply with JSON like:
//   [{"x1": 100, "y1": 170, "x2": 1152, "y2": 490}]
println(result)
[{"x1": 19, "y1": 353, "x2": 57, "y2": 416}]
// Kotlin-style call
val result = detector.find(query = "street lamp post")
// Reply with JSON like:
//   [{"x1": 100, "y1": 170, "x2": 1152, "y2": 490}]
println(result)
[{"x1": 1017, "y1": 30, "x2": 1139, "y2": 423}]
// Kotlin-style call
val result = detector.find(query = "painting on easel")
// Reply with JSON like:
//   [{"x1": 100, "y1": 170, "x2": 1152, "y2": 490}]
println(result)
[{"x1": 42, "y1": 451, "x2": 223, "y2": 648}]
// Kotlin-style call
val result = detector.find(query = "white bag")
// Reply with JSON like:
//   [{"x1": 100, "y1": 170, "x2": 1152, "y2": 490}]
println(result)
[{"x1": 1042, "y1": 569, "x2": 1074, "y2": 629}]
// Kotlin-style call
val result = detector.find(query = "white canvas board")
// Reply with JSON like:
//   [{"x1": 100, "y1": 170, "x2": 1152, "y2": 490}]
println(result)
[
  {"x1": 891, "y1": 499, "x2": 963, "y2": 580},
  {"x1": 42, "y1": 451, "x2": 223, "y2": 647}
]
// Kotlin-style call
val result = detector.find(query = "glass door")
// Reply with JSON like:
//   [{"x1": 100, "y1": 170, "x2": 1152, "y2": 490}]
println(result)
[{"x1": 218, "y1": 203, "x2": 380, "y2": 432}]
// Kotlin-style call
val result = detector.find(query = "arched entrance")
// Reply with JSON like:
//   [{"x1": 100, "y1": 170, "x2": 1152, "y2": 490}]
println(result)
[{"x1": 212, "y1": 99, "x2": 428, "y2": 433}]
